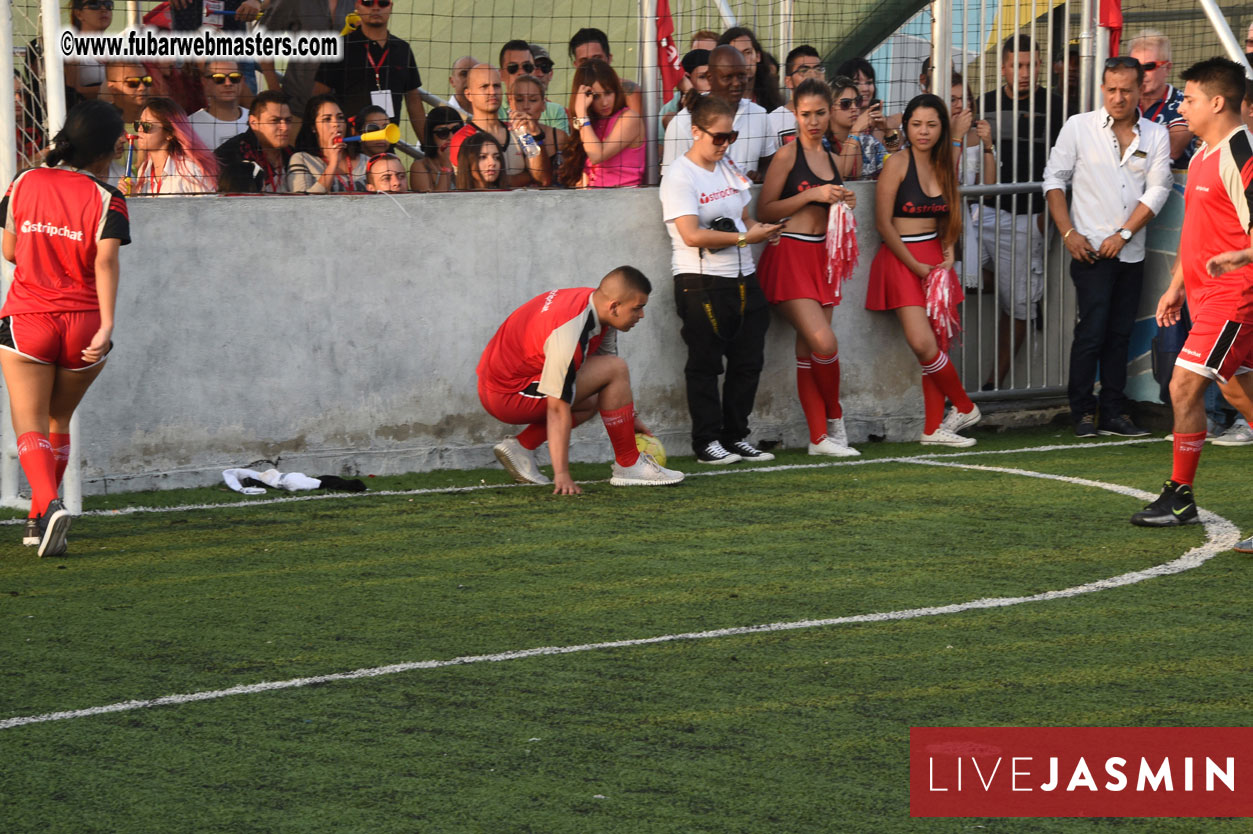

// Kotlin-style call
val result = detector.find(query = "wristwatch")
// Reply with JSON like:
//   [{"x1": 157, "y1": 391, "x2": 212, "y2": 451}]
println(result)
[
  {"x1": 736, "y1": 233, "x2": 748, "y2": 248},
  {"x1": 1117, "y1": 227, "x2": 1132, "y2": 241}
]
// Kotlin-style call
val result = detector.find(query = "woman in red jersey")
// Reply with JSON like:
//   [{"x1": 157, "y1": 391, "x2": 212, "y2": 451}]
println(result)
[
  {"x1": 0, "y1": 100, "x2": 130, "y2": 556},
  {"x1": 866, "y1": 93, "x2": 979, "y2": 448}
]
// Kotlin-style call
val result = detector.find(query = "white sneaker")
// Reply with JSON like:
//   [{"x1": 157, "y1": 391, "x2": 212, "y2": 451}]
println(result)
[
  {"x1": 921, "y1": 426, "x2": 976, "y2": 447},
  {"x1": 808, "y1": 435, "x2": 860, "y2": 457},
  {"x1": 826, "y1": 417, "x2": 851, "y2": 448},
  {"x1": 493, "y1": 437, "x2": 552, "y2": 485},
  {"x1": 610, "y1": 453, "x2": 685, "y2": 486},
  {"x1": 696, "y1": 440, "x2": 742, "y2": 465},
  {"x1": 940, "y1": 403, "x2": 981, "y2": 434},
  {"x1": 1211, "y1": 419, "x2": 1253, "y2": 446}
]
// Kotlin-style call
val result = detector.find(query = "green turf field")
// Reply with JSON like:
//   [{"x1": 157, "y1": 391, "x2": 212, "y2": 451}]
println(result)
[{"x1": 2, "y1": 427, "x2": 1251, "y2": 833}]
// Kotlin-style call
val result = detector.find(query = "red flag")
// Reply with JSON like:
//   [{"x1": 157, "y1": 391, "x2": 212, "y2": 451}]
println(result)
[
  {"x1": 1100, "y1": 0, "x2": 1123, "y2": 56},
  {"x1": 656, "y1": 0, "x2": 685, "y2": 93}
]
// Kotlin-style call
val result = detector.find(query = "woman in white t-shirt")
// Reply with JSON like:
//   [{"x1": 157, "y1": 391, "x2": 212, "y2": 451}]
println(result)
[
  {"x1": 128, "y1": 97, "x2": 219, "y2": 195},
  {"x1": 659, "y1": 94, "x2": 783, "y2": 465}
]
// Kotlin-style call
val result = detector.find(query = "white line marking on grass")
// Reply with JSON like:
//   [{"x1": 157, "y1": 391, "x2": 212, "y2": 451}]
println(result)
[
  {"x1": 0, "y1": 436, "x2": 1165, "y2": 525},
  {"x1": 0, "y1": 459, "x2": 1236, "y2": 732}
]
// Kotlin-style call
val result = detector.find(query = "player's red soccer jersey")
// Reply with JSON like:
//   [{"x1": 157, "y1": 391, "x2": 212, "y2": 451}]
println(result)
[
  {"x1": 1179, "y1": 126, "x2": 1253, "y2": 324},
  {"x1": 0, "y1": 167, "x2": 130, "y2": 316},
  {"x1": 477, "y1": 287, "x2": 615, "y2": 404}
]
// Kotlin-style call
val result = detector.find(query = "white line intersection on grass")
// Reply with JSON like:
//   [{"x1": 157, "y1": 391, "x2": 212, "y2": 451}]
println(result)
[{"x1": 0, "y1": 441, "x2": 1237, "y2": 731}]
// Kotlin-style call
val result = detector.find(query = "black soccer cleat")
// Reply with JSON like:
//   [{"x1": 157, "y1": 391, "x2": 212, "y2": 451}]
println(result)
[{"x1": 1130, "y1": 480, "x2": 1199, "y2": 527}]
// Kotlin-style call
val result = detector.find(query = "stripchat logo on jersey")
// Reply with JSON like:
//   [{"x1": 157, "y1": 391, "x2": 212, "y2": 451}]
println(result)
[
  {"x1": 20, "y1": 220, "x2": 84, "y2": 242},
  {"x1": 910, "y1": 727, "x2": 1253, "y2": 818}
]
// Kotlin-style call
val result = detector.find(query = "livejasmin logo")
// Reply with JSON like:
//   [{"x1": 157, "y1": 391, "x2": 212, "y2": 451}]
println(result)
[{"x1": 910, "y1": 727, "x2": 1253, "y2": 818}]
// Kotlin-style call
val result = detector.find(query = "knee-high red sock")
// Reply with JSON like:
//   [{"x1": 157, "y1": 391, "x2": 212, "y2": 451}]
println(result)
[
  {"x1": 810, "y1": 352, "x2": 843, "y2": 420},
  {"x1": 1170, "y1": 431, "x2": 1206, "y2": 486},
  {"x1": 17, "y1": 432, "x2": 58, "y2": 517},
  {"x1": 921, "y1": 374, "x2": 946, "y2": 434},
  {"x1": 50, "y1": 432, "x2": 71, "y2": 487},
  {"x1": 600, "y1": 403, "x2": 640, "y2": 466},
  {"x1": 921, "y1": 352, "x2": 974, "y2": 413},
  {"x1": 516, "y1": 422, "x2": 547, "y2": 450},
  {"x1": 796, "y1": 358, "x2": 827, "y2": 444}
]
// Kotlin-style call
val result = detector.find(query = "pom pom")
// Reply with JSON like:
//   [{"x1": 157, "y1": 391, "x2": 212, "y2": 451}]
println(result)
[
  {"x1": 924, "y1": 266, "x2": 965, "y2": 352},
  {"x1": 824, "y1": 200, "x2": 860, "y2": 300}
]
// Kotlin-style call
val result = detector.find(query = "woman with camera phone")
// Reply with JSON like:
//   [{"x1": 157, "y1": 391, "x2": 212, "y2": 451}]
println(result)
[
  {"x1": 866, "y1": 93, "x2": 979, "y2": 447},
  {"x1": 756, "y1": 78, "x2": 860, "y2": 457},
  {"x1": 659, "y1": 94, "x2": 783, "y2": 465}
]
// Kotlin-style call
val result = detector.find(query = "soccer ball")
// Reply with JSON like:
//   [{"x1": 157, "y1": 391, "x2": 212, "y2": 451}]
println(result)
[{"x1": 635, "y1": 432, "x2": 667, "y2": 467}]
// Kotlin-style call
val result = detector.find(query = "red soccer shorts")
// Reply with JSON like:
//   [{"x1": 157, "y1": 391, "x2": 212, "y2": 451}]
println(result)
[
  {"x1": 1176, "y1": 316, "x2": 1253, "y2": 383},
  {"x1": 0, "y1": 311, "x2": 108, "y2": 370},
  {"x1": 478, "y1": 378, "x2": 547, "y2": 425}
]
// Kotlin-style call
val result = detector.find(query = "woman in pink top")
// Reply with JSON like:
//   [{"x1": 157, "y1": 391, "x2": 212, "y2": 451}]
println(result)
[{"x1": 558, "y1": 60, "x2": 645, "y2": 188}]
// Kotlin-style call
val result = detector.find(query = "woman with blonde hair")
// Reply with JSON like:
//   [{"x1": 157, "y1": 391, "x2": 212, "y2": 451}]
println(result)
[
  {"x1": 559, "y1": 59, "x2": 645, "y2": 188},
  {"x1": 130, "y1": 96, "x2": 219, "y2": 195}
]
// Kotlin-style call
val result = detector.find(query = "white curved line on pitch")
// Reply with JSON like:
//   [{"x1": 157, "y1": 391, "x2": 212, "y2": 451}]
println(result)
[
  {"x1": 0, "y1": 460, "x2": 1234, "y2": 732},
  {"x1": 0, "y1": 436, "x2": 1163, "y2": 524}
]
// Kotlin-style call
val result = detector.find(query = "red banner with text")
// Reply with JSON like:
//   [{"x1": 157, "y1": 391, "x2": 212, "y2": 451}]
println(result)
[
  {"x1": 911, "y1": 727, "x2": 1253, "y2": 817},
  {"x1": 656, "y1": 0, "x2": 685, "y2": 94}
]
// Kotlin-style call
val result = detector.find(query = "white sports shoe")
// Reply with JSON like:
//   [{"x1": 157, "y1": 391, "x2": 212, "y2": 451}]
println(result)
[
  {"x1": 921, "y1": 426, "x2": 976, "y2": 448},
  {"x1": 940, "y1": 403, "x2": 982, "y2": 434},
  {"x1": 808, "y1": 435, "x2": 860, "y2": 457},
  {"x1": 1211, "y1": 418, "x2": 1253, "y2": 446},
  {"x1": 493, "y1": 437, "x2": 552, "y2": 485},
  {"x1": 610, "y1": 453, "x2": 685, "y2": 486},
  {"x1": 826, "y1": 417, "x2": 851, "y2": 448}
]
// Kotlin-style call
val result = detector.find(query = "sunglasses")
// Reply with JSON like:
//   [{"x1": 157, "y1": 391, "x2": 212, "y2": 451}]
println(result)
[
  {"x1": 835, "y1": 97, "x2": 857, "y2": 110},
  {"x1": 134, "y1": 120, "x2": 163, "y2": 134},
  {"x1": 432, "y1": 124, "x2": 461, "y2": 139},
  {"x1": 76, "y1": 0, "x2": 113, "y2": 9},
  {"x1": 121, "y1": 76, "x2": 153, "y2": 89},
  {"x1": 205, "y1": 71, "x2": 243, "y2": 85},
  {"x1": 1104, "y1": 56, "x2": 1144, "y2": 71},
  {"x1": 700, "y1": 127, "x2": 738, "y2": 146},
  {"x1": 505, "y1": 62, "x2": 535, "y2": 75},
  {"x1": 358, "y1": 0, "x2": 390, "y2": 6},
  {"x1": 534, "y1": 58, "x2": 554, "y2": 73}
]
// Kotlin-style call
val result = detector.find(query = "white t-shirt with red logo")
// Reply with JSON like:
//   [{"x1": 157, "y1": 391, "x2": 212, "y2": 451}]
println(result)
[
  {"x1": 659, "y1": 155, "x2": 753, "y2": 277},
  {"x1": 1, "y1": 166, "x2": 131, "y2": 315}
]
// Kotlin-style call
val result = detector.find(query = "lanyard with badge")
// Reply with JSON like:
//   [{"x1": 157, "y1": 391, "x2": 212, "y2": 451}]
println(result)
[
  {"x1": 692, "y1": 158, "x2": 752, "y2": 340},
  {"x1": 365, "y1": 41, "x2": 394, "y2": 118}
]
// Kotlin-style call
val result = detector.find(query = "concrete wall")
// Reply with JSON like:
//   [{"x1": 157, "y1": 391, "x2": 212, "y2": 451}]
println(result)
[{"x1": 84, "y1": 181, "x2": 932, "y2": 493}]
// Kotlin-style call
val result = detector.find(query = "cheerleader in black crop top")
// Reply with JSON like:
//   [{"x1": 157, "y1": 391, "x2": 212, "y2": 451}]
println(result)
[
  {"x1": 756, "y1": 79, "x2": 861, "y2": 456},
  {"x1": 866, "y1": 93, "x2": 980, "y2": 447}
]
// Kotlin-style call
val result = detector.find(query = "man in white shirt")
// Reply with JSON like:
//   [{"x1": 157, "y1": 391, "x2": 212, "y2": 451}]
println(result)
[
  {"x1": 188, "y1": 61, "x2": 251, "y2": 152},
  {"x1": 661, "y1": 45, "x2": 777, "y2": 181},
  {"x1": 446, "y1": 55, "x2": 478, "y2": 118},
  {"x1": 1043, "y1": 56, "x2": 1173, "y2": 438},
  {"x1": 766, "y1": 44, "x2": 826, "y2": 147}
]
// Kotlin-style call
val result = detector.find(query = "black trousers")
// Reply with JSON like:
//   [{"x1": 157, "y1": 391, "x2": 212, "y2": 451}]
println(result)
[
  {"x1": 673, "y1": 272, "x2": 770, "y2": 452},
  {"x1": 1067, "y1": 257, "x2": 1144, "y2": 419}
]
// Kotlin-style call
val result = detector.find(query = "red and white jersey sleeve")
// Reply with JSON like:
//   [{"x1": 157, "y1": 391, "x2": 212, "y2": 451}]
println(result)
[
  {"x1": 1180, "y1": 126, "x2": 1253, "y2": 324},
  {"x1": 477, "y1": 287, "x2": 606, "y2": 403},
  {"x1": 1, "y1": 167, "x2": 130, "y2": 316}
]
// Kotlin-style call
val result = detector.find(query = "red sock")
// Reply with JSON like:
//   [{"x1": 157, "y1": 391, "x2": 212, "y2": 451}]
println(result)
[
  {"x1": 1170, "y1": 431, "x2": 1206, "y2": 486},
  {"x1": 50, "y1": 432, "x2": 71, "y2": 487},
  {"x1": 516, "y1": 422, "x2": 547, "y2": 451},
  {"x1": 921, "y1": 352, "x2": 974, "y2": 413},
  {"x1": 600, "y1": 403, "x2": 640, "y2": 466},
  {"x1": 921, "y1": 374, "x2": 945, "y2": 434},
  {"x1": 17, "y1": 432, "x2": 58, "y2": 517},
  {"x1": 810, "y1": 352, "x2": 843, "y2": 419},
  {"x1": 796, "y1": 358, "x2": 827, "y2": 444}
]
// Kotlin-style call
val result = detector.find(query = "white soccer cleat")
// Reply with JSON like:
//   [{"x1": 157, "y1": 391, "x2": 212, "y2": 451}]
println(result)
[
  {"x1": 940, "y1": 404, "x2": 982, "y2": 434},
  {"x1": 921, "y1": 426, "x2": 976, "y2": 448},
  {"x1": 493, "y1": 437, "x2": 552, "y2": 485},
  {"x1": 808, "y1": 435, "x2": 860, "y2": 457},
  {"x1": 610, "y1": 453, "x2": 685, "y2": 486}
]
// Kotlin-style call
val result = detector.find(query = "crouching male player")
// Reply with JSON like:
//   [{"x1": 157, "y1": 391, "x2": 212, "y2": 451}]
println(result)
[
  {"x1": 477, "y1": 266, "x2": 684, "y2": 494},
  {"x1": 1131, "y1": 58, "x2": 1253, "y2": 529}
]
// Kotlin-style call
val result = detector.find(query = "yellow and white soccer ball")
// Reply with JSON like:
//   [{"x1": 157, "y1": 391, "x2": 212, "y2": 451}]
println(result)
[{"x1": 635, "y1": 432, "x2": 667, "y2": 467}]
